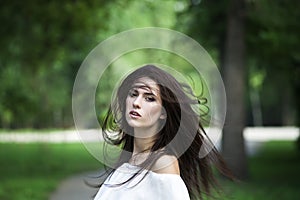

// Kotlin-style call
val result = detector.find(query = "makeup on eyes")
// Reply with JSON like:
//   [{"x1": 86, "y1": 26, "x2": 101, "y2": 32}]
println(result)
[{"x1": 128, "y1": 87, "x2": 158, "y2": 102}]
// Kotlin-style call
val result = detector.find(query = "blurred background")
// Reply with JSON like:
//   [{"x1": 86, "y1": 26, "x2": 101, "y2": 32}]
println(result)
[{"x1": 0, "y1": 0, "x2": 299, "y2": 199}]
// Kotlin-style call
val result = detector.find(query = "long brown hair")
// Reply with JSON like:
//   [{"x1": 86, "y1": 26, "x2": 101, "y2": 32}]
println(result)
[{"x1": 100, "y1": 65, "x2": 233, "y2": 199}]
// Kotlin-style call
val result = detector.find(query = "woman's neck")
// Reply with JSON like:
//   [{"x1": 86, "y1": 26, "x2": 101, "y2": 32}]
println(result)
[
  {"x1": 133, "y1": 136, "x2": 155, "y2": 154},
  {"x1": 130, "y1": 128, "x2": 158, "y2": 165},
  {"x1": 132, "y1": 126, "x2": 159, "y2": 153}
]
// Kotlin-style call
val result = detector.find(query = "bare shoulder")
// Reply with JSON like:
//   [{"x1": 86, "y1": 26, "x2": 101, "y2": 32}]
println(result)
[{"x1": 152, "y1": 155, "x2": 180, "y2": 175}]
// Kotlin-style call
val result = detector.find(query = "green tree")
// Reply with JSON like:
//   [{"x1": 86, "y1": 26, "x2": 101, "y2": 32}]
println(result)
[
  {"x1": 221, "y1": 0, "x2": 248, "y2": 179},
  {"x1": 176, "y1": 0, "x2": 300, "y2": 177},
  {"x1": 247, "y1": 0, "x2": 300, "y2": 126},
  {"x1": 175, "y1": 0, "x2": 249, "y2": 179},
  {"x1": 0, "y1": 0, "x2": 114, "y2": 128}
]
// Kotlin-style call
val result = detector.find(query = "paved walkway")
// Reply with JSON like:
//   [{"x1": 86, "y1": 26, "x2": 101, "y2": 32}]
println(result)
[
  {"x1": 0, "y1": 129, "x2": 102, "y2": 143},
  {"x1": 49, "y1": 170, "x2": 103, "y2": 200},
  {"x1": 0, "y1": 127, "x2": 298, "y2": 143}
]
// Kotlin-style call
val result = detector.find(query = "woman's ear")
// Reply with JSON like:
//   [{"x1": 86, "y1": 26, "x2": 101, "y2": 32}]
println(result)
[
  {"x1": 159, "y1": 113, "x2": 166, "y2": 119},
  {"x1": 160, "y1": 107, "x2": 167, "y2": 119}
]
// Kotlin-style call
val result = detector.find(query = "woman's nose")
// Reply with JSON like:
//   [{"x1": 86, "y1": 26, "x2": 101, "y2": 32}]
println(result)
[{"x1": 133, "y1": 96, "x2": 141, "y2": 109}]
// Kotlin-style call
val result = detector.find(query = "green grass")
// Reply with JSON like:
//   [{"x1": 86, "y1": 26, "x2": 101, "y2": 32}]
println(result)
[
  {"x1": 0, "y1": 141, "x2": 299, "y2": 200},
  {"x1": 220, "y1": 141, "x2": 300, "y2": 200},
  {"x1": 0, "y1": 143, "x2": 103, "y2": 200}
]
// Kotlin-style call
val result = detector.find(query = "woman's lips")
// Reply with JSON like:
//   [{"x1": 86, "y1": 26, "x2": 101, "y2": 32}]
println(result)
[{"x1": 129, "y1": 110, "x2": 141, "y2": 118}]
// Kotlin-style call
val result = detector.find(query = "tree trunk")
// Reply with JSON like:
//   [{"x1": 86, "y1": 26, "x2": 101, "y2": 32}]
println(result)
[
  {"x1": 250, "y1": 88, "x2": 263, "y2": 126},
  {"x1": 282, "y1": 88, "x2": 295, "y2": 126},
  {"x1": 221, "y1": 0, "x2": 248, "y2": 179}
]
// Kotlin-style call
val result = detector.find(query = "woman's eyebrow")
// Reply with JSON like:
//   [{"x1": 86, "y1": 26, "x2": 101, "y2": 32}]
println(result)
[
  {"x1": 144, "y1": 91, "x2": 156, "y2": 96},
  {"x1": 139, "y1": 86, "x2": 158, "y2": 96},
  {"x1": 131, "y1": 86, "x2": 158, "y2": 97}
]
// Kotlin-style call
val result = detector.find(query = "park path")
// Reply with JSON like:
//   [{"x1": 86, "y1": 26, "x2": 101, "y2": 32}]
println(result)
[
  {"x1": 0, "y1": 129, "x2": 102, "y2": 143},
  {"x1": 0, "y1": 127, "x2": 298, "y2": 143},
  {"x1": 49, "y1": 170, "x2": 102, "y2": 200}
]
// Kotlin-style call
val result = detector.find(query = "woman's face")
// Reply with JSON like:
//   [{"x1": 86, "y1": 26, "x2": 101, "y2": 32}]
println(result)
[{"x1": 125, "y1": 77, "x2": 165, "y2": 132}]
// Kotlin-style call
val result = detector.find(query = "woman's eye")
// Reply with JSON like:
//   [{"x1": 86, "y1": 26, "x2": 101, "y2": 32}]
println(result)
[
  {"x1": 145, "y1": 96, "x2": 156, "y2": 102},
  {"x1": 128, "y1": 90, "x2": 138, "y2": 97}
]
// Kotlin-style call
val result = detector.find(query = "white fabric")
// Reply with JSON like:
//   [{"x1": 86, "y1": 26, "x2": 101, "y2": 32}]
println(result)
[{"x1": 94, "y1": 163, "x2": 190, "y2": 200}]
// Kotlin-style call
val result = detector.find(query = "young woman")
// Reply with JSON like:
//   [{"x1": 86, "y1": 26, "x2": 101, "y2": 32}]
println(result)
[{"x1": 94, "y1": 65, "x2": 232, "y2": 200}]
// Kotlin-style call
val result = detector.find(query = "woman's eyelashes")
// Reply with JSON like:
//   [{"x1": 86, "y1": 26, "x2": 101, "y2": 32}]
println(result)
[
  {"x1": 128, "y1": 90, "x2": 138, "y2": 97},
  {"x1": 145, "y1": 96, "x2": 156, "y2": 102},
  {"x1": 128, "y1": 89, "x2": 156, "y2": 102}
]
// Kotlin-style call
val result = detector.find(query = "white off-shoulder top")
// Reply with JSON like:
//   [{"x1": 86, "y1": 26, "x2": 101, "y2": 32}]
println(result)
[{"x1": 94, "y1": 163, "x2": 190, "y2": 200}]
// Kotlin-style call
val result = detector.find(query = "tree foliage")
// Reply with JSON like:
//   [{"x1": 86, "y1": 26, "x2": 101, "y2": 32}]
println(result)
[
  {"x1": 176, "y1": 0, "x2": 300, "y2": 126},
  {"x1": 0, "y1": 0, "x2": 179, "y2": 128},
  {"x1": 0, "y1": 0, "x2": 299, "y2": 129},
  {"x1": 0, "y1": 0, "x2": 114, "y2": 128},
  {"x1": 174, "y1": 0, "x2": 300, "y2": 178}
]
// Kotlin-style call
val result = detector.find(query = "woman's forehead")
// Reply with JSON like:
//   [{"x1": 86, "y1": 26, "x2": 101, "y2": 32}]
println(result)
[{"x1": 131, "y1": 77, "x2": 160, "y2": 94}]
